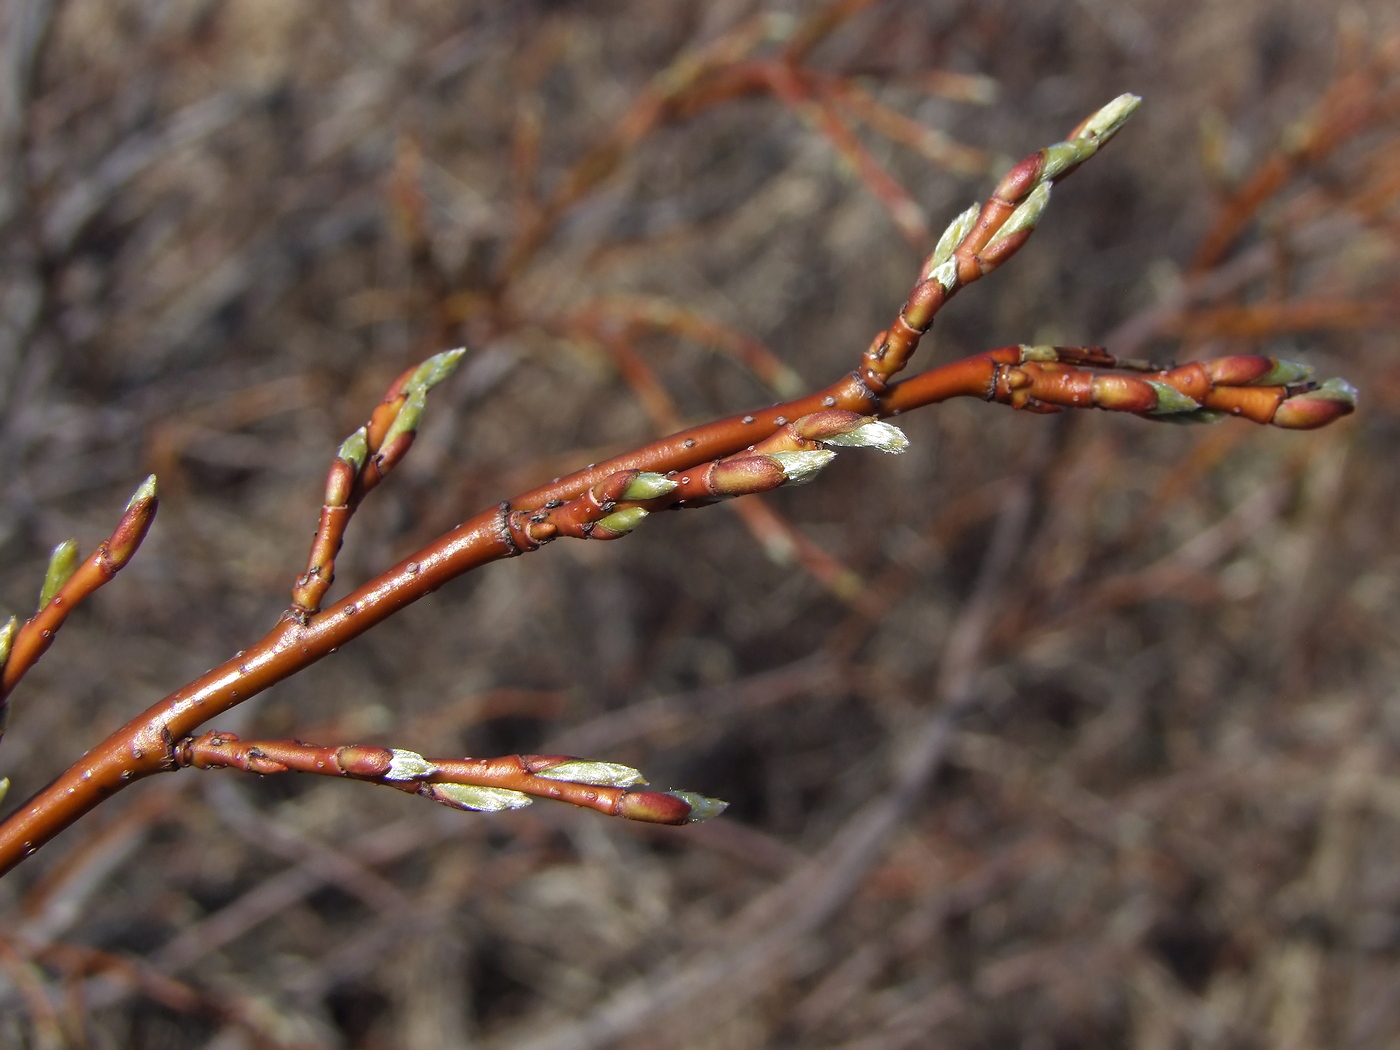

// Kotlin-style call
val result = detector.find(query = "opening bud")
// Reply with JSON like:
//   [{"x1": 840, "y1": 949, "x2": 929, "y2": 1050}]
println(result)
[
  {"x1": 1073, "y1": 93, "x2": 1142, "y2": 146},
  {"x1": 924, "y1": 203, "x2": 980, "y2": 277},
  {"x1": 381, "y1": 384, "x2": 427, "y2": 451},
  {"x1": 668, "y1": 791, "x2": 729, "y2": 823},
  {"x1": 39, "y1": 540, "x2": 80, "y2": 610},
  {"x1": 0, "y1": 778, "x2": 7, "y2": 807},
  {"x1": 1257, "y1": 359, "x2": 1315, "y2": 386},
  {"x1": 536, "y1": 759, "x2": 647, "y2": 788},
  {"x1": 820, "y1": 419, "x2": 909, "y2": 454},
  {"x1": 771, "y1": 450, "x2": 837, "y2": 485},
  {"x1": 407, "y1": 347, "x2": 467, "y2": 393},
  {"x1": 385, "y1": 749, "x2": 438, "y2": 781},
  {"x1": 622, "y1": 473, "x2": 679, "y2": 501},
  {"x1": 1146, "y1": 381, "x2": 1202, "y2": 415},
  {"x1": 125, "y1": 474, "x2": 159, "y2": 514},
  {"x1": 337, "y1": 427, "x2": 370, "y2": 471},
  {"x1": 428, "y1": 783, "x2": 534, "y2": 812},
  {"x1": 984, "y1": 182, "x2": 1051, "y2": 252}
]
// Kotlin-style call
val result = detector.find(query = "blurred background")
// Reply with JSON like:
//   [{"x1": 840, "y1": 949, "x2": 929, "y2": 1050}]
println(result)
[{"x1": 0, "y1": 0, "x2": 1398, "y2": 1047}]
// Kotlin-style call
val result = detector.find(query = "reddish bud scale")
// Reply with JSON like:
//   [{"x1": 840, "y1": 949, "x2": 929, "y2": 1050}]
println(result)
[
  {"x1": 332, "y1": 745, "x2": 396, "y2": 778},
  {"x1": 1200, "y1": 385, "x2": 1287, "y2": 424},
  {"x1": 1090, "y1": 374, "x2": 1159, "y2": 413},
  {"x1": 701, "y1": 456, "x2": 788, "y2": 497},
  {"x1": 973, "y1": 227, "x2": 1033, "y2": 274},
  {"x1": 991, "y1": 152, "x2": 1047, "y2": 205},
  {"x1": 617, "y1": 791, "x2": 693, "y2": 825},
  {"x1": 1272, "y1": 393, "x2": 1355, "y2": 430},
  {"x1": 323, "y1": 458, "x2": 358, "y2": 508},
  {"x1": 365, "y1": 391, "x2": 409, "y2": 452},
  {"x1": 955, "y1": 198, "x2": 1017, "y2": 265},
  {"x1": 1203, "y1": 355, "x2": 1276, "y2": 387},
  {"x1": 793, "y1": 409, "x2": 868, "y2": 442},
  {"x1": 590, "y1": 470, "x2": 641, "y2": 506},
  {"x1": 106, "y1": 493, "x2": 159, "y2": 570},
  {"x1": 371, "y1": 430, "x2": 416, "y2": 478},
  {"x1": 1154, "y1": 363, "x2": 1212, "y2": 401}
]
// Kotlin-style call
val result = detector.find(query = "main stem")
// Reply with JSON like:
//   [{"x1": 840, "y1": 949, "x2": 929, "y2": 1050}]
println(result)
[{"x1": 0, "y1": 353, "x2": 1007, "y2": 875}]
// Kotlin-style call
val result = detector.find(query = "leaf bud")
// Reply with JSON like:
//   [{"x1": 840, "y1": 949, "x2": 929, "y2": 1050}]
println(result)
[
  {"x1": 38, "y1": 540, "x2": 80, "y2": 610},
  {"x1": 426, "y1": 783, "x2": 534, "y2": 812},
  {"x1": 1146, "y1": 381, "x2": 1203, "y2": 415},
  {"x1": 771, "y1": 449, "x2": 837, "y2": 485},
  {"x1": 536, "y1": 759, "x2": 648, "y2": 788},
  {"x1": 621, "y1": 472, "x2": 679, "y2": 501}
]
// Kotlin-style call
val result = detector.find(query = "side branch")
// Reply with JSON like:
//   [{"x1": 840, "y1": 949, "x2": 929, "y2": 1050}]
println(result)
[{"x1": 176, "y1": 732, "x2": 726, "y2": 825}]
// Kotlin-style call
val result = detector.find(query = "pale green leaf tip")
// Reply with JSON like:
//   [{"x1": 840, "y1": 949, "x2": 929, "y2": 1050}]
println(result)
[
  {"x1": 622, "y1": 473, "x2": 679, "y2": 501},
  {"x1": 382, "y1": 385, "x2": 428, "y2": 449},
  {"x1": 39, "y1": 540, "x2": 81, "y2": 609},
  {"x1": 822, "y1": 419, "x2": 909, "y2": 454},
  {"x1": 410, "y1": 347, "x2": 467, "y2": 392},
  {"x1": 337, "y1": 427, "x2": 370, "y2": 469},
  {"x1": 385, "y1": 749, "x2": 438, "y2": 781},
  {"x1": 1313, "y1": 377, "x2": 1358, "y2": 406},
  {"x1": 1078, "y1": 93, "x2": 1142, "y2": 145},
  {"x1": 669, "y1": 790, "x2": 729, "y2": 823},
  {"x1": 1146, "y1": 381, "x2": 1202, "y2": 415},
  {"x1": 126, "y1": 475, "x2": 158, "y2": 511},
  {"x1": 926, "y1": 202, "x2": 980, "y2": 275},
  {"x1": 1258, "y1": 360, "x2": 1314, "y2": 386},
  {"x1": 0, "y1": 778, "x2": 8, "y2": 807},
  {"x1": 537, "y1": 759, "x2": 647, "y2": 788},
  {"x1": 772, "y1": 449, "x2": 837, "y2": 485},
  {"x1": 435, "y1": 784, "x2": 534, "y2": 812}
]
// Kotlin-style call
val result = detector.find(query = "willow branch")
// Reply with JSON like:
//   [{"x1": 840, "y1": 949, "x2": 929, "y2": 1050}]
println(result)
[{"x1": 0, "y1": 96, "x2": 1358, "y2": 875}]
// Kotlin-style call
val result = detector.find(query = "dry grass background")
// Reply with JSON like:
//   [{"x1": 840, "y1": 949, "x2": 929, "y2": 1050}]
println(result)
[{"x1": 0, "y1": 0, "x2": 1398, "y2": 1047}]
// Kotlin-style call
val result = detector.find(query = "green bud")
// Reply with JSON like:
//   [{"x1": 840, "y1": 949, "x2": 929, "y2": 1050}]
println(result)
[
  {"x1": 0, "y1": 778, "x2": 8, "y2": 807},
  {"x1": 821, "y1": 419, "x2": 910, "y2": 454},
  {"x1": 385, "y1": 749, "x2": 438, "y2": 781},
  {"x1": 924, "y1": 203, "x2": 980, "y2": 277},
  {"x1": 381, "y1": 385, "x2": 427, "y2": 451},
  {"x1": 668, "y1": 790, "x2": 729, "y2": 823},
  {"x1": 984, "y1": 182, "x2": 1051, "y2": 251},
  {"x1": 39, "y1": 540, "x2": 80, "y2": 610},
  {"x1": 596, "y1": 507, "x2": 650, "y2": 536},
  {"x1": 771, "y1": 450, "x2": 837, "y2": 485},
  {"x1": 1074, "y1": 93, "x2": 1142, "y2": 146},
  {"x1": 621, "y1": 473, "x2": 679, "y2": 501},
  {"x1": 125, "y1": 475, "x2": 158, "y2": 513},
  {"x1": 337, "y1": 427, "x2": 370, "y2": 470},
  {"x1": 1146, "y1": 381, "x2": 1202, "y2": 415},
  {"x1": 407, "y1": 347, "x2": 467, "y2": 394},
  {"x1": 1256, "y1": 359, "x2": 1315, "y2": 386},
  {"x1": 1038, "y1": 139, "x2": 1095, "y2": 183},
  {"x1": 432, "y1": 784, "x2": 534, "y2": 812},
  {"x1": 1311, "y1": 377, "x2": 1359, "y2": 405},
  {"x1": 926, "y1": 257, "x2": 959, "y2": 292},
  {"x1": 0, "y1": 616, "x2": 17, "y2": 666},
  {"x1": 537, "y1": 760, "x2": 647, "y2": 788}
]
